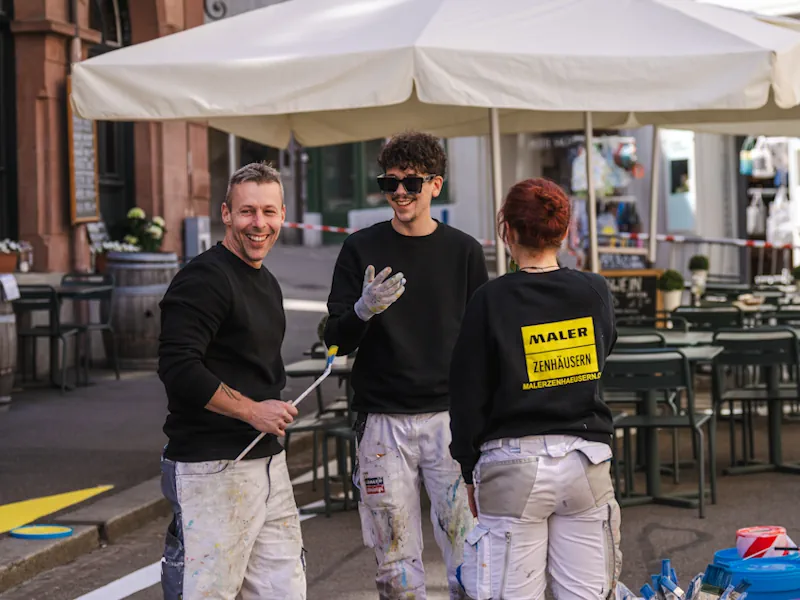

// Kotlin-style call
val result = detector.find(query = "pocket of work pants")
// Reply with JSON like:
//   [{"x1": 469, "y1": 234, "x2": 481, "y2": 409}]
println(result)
[
  {"x1": 459, "y1": 524, "x2": 513, "y2": 600},
  {"x1": 601, "y1": 501, "x2": 622, "y2": 599},
  {"x1": 476, "y1": 457, "x2": 538, "y2": 518},
  {"x1": 357, "y1": 447, "x2": 401, "y2": 549}
]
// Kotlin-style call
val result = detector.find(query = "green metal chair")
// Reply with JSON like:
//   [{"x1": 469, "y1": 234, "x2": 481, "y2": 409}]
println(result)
[
  {"x1": 602, "y1": 349, "x2": 717, "y2": 518},
  {"x1": 710, "y1": 327, "x2": 800, "y2": 475}
]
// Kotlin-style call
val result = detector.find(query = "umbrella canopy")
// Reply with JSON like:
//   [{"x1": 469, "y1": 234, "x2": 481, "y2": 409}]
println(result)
[{"x1": 71, "y1": 0, "x2": 800, "y2": 148}]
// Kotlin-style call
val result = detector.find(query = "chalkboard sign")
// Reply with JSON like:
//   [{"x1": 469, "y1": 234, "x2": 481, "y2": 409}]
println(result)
[
  {"x1": 601, "y1": 269, "x2": 663, "y2": 319},
  {"x1": 67, "y1": 76, "x2": 100, "y2": 225},
  {"x1": 86, "y1": 220, "x2": 109, "y2": 251},
  {"x1": 600, "y1": 252, "x2": 647, "y2": 271}
]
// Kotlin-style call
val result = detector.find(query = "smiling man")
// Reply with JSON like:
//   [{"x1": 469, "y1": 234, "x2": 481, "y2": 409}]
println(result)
[
  {"x1": 324, "y1": 131, "x2": 489, "y2": 599},
  {"x1": 157, "y1": 163, "x2": 306, "y2": 599}
]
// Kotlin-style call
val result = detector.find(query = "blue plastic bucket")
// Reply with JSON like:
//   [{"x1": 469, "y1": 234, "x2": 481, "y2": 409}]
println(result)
[{"x1": 713, "y1": 548, "x2": 800, "y2": 599}]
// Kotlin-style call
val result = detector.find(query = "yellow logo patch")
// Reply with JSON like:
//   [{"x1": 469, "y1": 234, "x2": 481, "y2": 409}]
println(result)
[{"x1": 520, "y1": 317, "x2": 600, "y2": 390}]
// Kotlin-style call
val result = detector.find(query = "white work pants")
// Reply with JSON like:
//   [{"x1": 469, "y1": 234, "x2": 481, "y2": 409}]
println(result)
[
  {"x1": 356, "y1": 412, "x2": 475, "y2": 600},
  {"x1": 459, "y1": 435, "x2": 622, "y2": 600},
  {"x1": 161, "y1": 450, "x2": 306, "y2": 600}
]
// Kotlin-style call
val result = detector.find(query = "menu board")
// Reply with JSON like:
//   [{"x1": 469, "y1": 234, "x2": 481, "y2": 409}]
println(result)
[
  {"x1": 602, "y1": 269, "x2": 663, "y2": 319},
  {"x1": 67, "y1": 76, "x2": 100, "y2": 225}
]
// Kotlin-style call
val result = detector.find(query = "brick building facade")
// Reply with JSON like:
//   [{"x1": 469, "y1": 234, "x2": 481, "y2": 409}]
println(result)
[{"x1": 1, "y1": 0, "x2": 210, "y2": 273}]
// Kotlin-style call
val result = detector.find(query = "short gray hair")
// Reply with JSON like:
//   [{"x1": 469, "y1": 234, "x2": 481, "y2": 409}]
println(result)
[{"x1": 225, "y1": 162, "x2": 284, "y2": 206}]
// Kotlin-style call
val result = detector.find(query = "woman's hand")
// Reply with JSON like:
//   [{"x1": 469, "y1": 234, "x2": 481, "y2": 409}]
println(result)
[{"x1": 466, "y1": 484, "x2": 477, "y2": 518}]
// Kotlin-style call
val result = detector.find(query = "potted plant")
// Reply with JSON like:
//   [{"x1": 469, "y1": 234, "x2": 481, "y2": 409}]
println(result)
[
  {"x1": 688, "y1": 254, "x2": 709, "y2": 275},
  {"x1": 124, "y1": 208, "x2": 167, "y2": 254},
  {"x1": 92, "y1": 240, "x2": 141, "y2": 273},
  {"x1": 0, "y1": 239, "x2": 20, "y2": 273},
  {"x1": 791, "y1": 266, "x2": 800, "y2": 283},
  {"x1": 658, "y1": 269, "x2": 685, "y2": 312},
  {"x1": 688, "y1": 255, "x2": 709, "y2": 304}
]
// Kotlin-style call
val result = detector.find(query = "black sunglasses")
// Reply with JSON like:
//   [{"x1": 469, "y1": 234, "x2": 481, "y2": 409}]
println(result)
[{"x1": 377, "y1": 174, "x2": 436, "y2": 194}]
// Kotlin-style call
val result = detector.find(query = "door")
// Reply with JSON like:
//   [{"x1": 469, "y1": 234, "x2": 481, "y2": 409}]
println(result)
[{"x1": 89, "y1": 0, "x2": 135, "y2": 241}]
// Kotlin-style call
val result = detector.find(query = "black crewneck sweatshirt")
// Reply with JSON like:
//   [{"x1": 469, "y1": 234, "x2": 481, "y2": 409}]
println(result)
[
  {"x1": 158, "y1": 242, "x2": 286, "y2": 462},
  {"x1": 324, "y1": 221, "x2": 489, "y2": 414},
  {"x1": 449, "y1": 269, "x2": 617, "y2": 483}
]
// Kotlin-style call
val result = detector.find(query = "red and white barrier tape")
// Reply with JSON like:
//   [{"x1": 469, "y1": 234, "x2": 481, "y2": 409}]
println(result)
[{"x1": 281, "y1": 221, "x2": 800, "y2": 251}]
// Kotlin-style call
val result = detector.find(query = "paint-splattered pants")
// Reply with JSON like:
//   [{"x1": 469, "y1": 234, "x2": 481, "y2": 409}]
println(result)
[
  {"x1": 160, "y1": 450, "x2": 306, "y2": 600},
  {"x1": 355, "y1": 411, "x2": 475, "y2": 600},
  {"x1": 459, "y1": 435, "x2": 622, "y2": 600}
]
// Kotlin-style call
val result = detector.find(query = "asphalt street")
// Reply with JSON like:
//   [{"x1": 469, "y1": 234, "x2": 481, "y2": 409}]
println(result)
[{"x1": 4, "y1": 242, "x2": 800, "y2": 599}]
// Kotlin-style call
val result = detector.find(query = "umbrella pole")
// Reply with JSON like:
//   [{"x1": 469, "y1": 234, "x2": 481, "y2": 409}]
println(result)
[
  {"x1": 648, "y1": 127, "x2": 661, "y2": 266},
  {"x1": 489, "y1": 108, "x2": 507, "y2": 276},
  {"x1": 584, "y1": 112, "x2": 600, "y2": 273},
  {"x1": 228, "y1": 134, "x2": 238, "y2": 177}
]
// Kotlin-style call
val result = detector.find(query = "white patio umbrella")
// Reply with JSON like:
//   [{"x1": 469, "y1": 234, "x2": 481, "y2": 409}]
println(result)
[{"x1": 70, "y1": 0, "x2": 800, "y2": 274}]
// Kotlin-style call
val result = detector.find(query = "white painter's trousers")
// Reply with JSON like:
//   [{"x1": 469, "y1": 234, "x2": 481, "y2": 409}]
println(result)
[
  {"x1": 355, "y1": 411, "x2": 476, "y2": 600},
  {"x1": 161, "y1": 450, "x2": 306, "y2": 600},
  {"x1": 459, "y1": 435, "x2": 622, "y2": 600}
]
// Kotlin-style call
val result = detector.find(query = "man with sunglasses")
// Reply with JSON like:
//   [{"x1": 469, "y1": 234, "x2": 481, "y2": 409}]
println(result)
[{"x1": 324, "y1": 131, "x2": 489, "y2": 599}]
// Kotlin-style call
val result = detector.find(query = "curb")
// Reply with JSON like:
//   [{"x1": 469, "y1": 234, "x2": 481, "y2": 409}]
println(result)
[
  {"x1": 0, "y1": 526, "x2": 99, "y2": 593},
  {"x1": 54, "y1": 478, "x2": 170, "y2": 544},
  {"x1": 0, "y1": 478, "x2": 168, "y2": 594},
  {"x1": 0, "y1": 437, "x2": 318, "y2": 594}
]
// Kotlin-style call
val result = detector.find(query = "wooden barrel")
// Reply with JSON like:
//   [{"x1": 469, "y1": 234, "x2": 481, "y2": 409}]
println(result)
[
  {"x1": 103, "y1": 251, "x2": 180, "y2": 370},
  {"x1": 0, "y1": 297, "x2": 16, "y2": 406}
]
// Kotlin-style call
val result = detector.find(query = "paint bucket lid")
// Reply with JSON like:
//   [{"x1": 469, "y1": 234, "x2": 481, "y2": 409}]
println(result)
[
  {"x1": 725, "y1": 558, "x2": 800, "y2": 594},
  {"x1": 9, "y1": 525, "x2": 74, "y2": 540}
]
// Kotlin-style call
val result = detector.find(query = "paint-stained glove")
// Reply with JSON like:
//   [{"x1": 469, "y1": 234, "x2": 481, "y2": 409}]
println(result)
[{"x1": 354, "y1": 265, "x2": 406, "y2": 321}]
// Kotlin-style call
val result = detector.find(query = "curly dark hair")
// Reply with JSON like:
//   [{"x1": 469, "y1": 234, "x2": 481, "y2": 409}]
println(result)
[{"x1": 377, "y1": 131, "x2": 447, "y2": 178}]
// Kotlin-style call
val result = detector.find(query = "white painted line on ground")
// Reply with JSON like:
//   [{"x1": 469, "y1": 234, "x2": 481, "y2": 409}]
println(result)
[
  {"x1": 283, "y1": 298, "x2": 328, "y2": 313},
  {"x1": 291, "y1": 458, "x2": 339, "y2": 485},
  {"x1": 72, "y1": 561, "x2": 161, "y2": 600}
]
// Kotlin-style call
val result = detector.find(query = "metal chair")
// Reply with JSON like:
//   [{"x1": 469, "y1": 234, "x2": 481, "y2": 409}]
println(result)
[
  {"x1": 602, "y1": 349, "x2": 717, "y2": 518},
  {"x1": 59, "y1": 272, "x2": 119, "y2": 381},
  {"x1": 673, "y1": 306, "x2": 743, "y2": 331},
  {"x1": 617, "y1": 315, "x2": 689, "y2": 331},
  {"x1": 609, "y1": 332, "x2": 683, "y2": 485},
  {"x1": 710, "y1": 327, "x2": 800, "y2": 474},
  {"x1": 13, "y1": 285, "x2": 83, "y2": 393}
]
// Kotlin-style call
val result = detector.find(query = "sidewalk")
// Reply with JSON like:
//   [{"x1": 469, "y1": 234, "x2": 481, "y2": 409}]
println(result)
[{"x1": 0, "y1": 368, "x2": 321, "y2": 593}]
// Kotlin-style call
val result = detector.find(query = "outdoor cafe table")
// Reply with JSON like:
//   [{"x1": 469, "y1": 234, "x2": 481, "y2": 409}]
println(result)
[
  {"x1": 607, "y1": 345, "x2": 724, "y2": 511},
  {"x1": 617, "y1": 328, "x2": 800, "y2": 479},
  {"x1": 18, "y1": 284, "x2": 113, "y2": 389}
]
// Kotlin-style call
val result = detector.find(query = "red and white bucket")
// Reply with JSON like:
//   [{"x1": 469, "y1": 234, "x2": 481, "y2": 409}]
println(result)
[{"x1": 736, "y1": 526, "x2": 796, "y2": 559}]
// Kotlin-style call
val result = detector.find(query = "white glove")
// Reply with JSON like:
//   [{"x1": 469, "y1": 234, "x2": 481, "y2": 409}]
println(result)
[{"x1": 354, "y1": 265, "x2": 406, "y2": 321}]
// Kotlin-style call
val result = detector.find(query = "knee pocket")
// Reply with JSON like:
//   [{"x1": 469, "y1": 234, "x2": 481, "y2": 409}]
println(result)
[{"x1": 460, "y1": 525, "x2": 514, "y2": 600}]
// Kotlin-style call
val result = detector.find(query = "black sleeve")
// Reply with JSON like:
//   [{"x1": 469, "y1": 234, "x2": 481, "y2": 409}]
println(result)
[
  {"x1": 158, "y1": 261, "x2": 230, "y2": 408},
  {"x1": 449, "y1": 289, "x2": 494, "y2": 484},
  {"x1": 467, "y1": 240, "x2": 490, "y2": 299},
  {"x1": 324, "y1": 240, "x2": 369, "y2": 356}
]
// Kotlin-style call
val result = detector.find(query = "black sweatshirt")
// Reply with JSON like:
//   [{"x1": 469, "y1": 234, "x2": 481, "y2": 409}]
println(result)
[
  {"x1": 449, "y1": 269, "x2": 617, "y2": 483},
  {"x1": 324, "y1": 221, "x2": 489, "y2": 414},
  {"x1": 158, "y1": 242, "x2": 286, "y2": 462}
]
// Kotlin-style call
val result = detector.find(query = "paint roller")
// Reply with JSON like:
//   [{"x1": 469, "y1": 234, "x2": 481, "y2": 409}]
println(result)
[{"x1": 234, "y1": 345, "x2": 339, "y2": 464}]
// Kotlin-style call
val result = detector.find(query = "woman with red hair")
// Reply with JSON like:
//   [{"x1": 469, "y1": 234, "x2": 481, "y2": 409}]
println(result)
[{"x1": 449, "y1": 178, "x2": 621, "y2": 599}]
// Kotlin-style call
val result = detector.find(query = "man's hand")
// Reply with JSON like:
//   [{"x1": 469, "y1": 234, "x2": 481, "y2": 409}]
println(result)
[
  {"x1": 354, "y1": 265, "x2": 406, "y2": 321},
  {"x1": 247, "y1": 400, "x2": 298, "y2": 437},
  {"x1": 467, "y1": 483, "x2": 477, "y2": 518}
]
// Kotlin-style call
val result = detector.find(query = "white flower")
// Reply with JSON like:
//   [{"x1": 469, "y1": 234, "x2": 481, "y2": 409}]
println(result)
[
  {"x1": 152, "y1": 216, "x2": 166, "y2": 228},
  {"x1": 0, "y1": 239, "x2": 20, "y2": 254},
  {"x1": 146, "y1": 225, "x2": 163, "y2": 240},
  {"x1": 127, "y1": 207, "x2": 146, "y2": 220}
]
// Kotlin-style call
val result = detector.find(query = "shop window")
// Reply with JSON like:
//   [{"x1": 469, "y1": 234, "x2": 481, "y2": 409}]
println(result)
[{"x1": 90, "y1": 0, "x2": 123, "y2": 47}]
